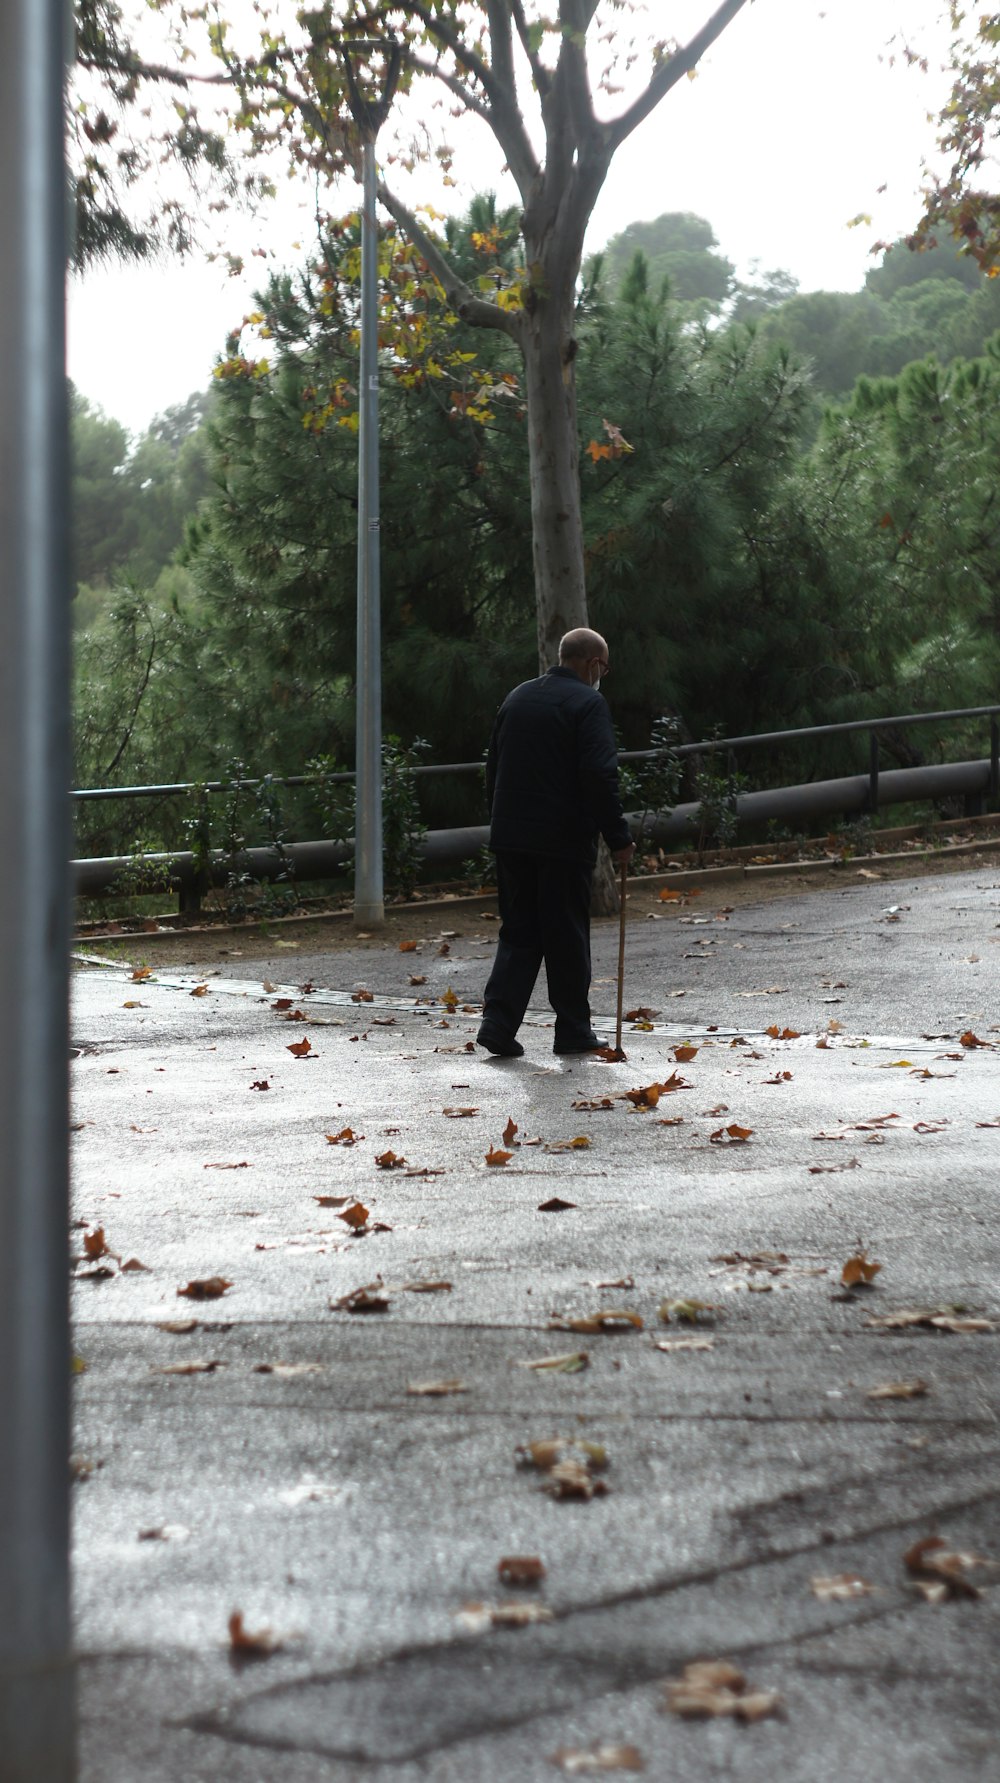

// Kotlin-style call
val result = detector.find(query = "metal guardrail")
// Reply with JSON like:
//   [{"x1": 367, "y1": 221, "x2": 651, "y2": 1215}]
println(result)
[
  {"x1": 72, "y1": 705, "x2": 1000, "y2": 911},
  {"x1": 72, "y1": 704, "x2": 1000, "y2": 807}
]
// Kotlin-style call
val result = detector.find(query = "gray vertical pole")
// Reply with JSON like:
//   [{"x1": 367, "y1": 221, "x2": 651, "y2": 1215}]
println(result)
[
  {"x1": 353, "y1": 134, "x2": 385, "y2": 926},
  {"x1": 0, "y1": 0, "x2": 75, "y2": 1778}
]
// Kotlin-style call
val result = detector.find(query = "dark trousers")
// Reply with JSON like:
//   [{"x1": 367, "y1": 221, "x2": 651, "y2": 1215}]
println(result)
[{"x1": 482, "y1": 851, "x2": 593, "y2": 1045}]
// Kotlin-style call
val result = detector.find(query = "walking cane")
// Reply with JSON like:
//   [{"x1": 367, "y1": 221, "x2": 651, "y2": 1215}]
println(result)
[{"x1": 614, "y1": 856, "x2": 628, "y2": 1058}]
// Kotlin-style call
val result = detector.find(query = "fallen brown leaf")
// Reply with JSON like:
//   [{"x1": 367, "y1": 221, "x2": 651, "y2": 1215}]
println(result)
[
  {"x1": 120, "y1": 1257, "x2": 150, "y2": 1273},
  {"x1": 190, "y1": 984, "x2": 208, "y2": 998},
  {"x1": 443, "y1": 1106, "x2": 479, "y2": 1118},
  {"x1": 810, "y1": 1573, "x2": 878, "y2": 1602},
  {"x1": 130, "y1": 966, "x2": 152, "y2": 982},
  {"x1": 538, "y1": 1196, "x2": 577, "y2": 1212},
  {"x1": 522, "y1": 1351, "x2": 590, "y2": 1373},
  {"x1": 325, "y1": 1127, "x2": 363, "y2": 1146},
  {"x1": 709, "y1": 1123, "x2": 753, "y2": 1144},
  {"x1": 253, "y1": 1362, "x2": 323, "y2": 1377},
  {"x1": 486, "y1": 1147, "x2": 514, "y2": 1166},
  {"x1": 286, "y1": 1037, "x2": 313, "y2": 1057},
  {"x1": 203, "y1": 1161, "x2": 250, "y2": 1170},
  {"x1": 841, "y1": 1251, "x2": 882, "y2": 1288},
  {"x1": 549, "y1": 1744, "x2": 645, "y2": 1774},
  {"x1": 332, "y1": 1281, "x2": 389, "y2": 1313},
  {"x1": 402, "y1": 1279, "x2": 452, "y2": 1294},
  {"x1": 572, "y1": 1096, "x2": 614, "y2": 1110},
  {"x1": 960, "y1": 1030, "x2": 990, "y2": 1048},
  {"x1": 156, "y1": 1359, "x2": 224, "y2": 1376},
  {"x1": 177, "y1": 1277, "x2": 231, "y2": 1300},
  {"x1": 550, "y1": 1309, "x2": 643, "y2": 1335},
  {"x1": 865, "y1": 1378, "x2": 929, "y2": 1400},
  {"x1": 228, "y1": 1610, "x2": 282, "y2": 1657},
  {"x1": 498, "y1": 1555, "x2": 546, "y2": 1585},
  {"x1": 516, "y1": 1437, "x2": 608, "y2": 1499},
  {"x1": 157, "y1": 1319, "x2": 198, "y2": 1334},
  {"x1": 546, "y1": 1459, "x2": 609, "y2": 1500},
  {"x1": 338, "y1": 1201, "x2": 370, "y2": 1231},
  {"x1": 659, "y1": 1299, "x2": 718, "y2": 1325},
  {"x1": 904, "y1": 1534, "x2": 987, "y2": 1600},
  {"x1": 502, "y1": 1116, "x2": 518, "y2": 1145},
  {"x1": 399, "y1": 940, "x2": 419, "y2": 952},
  {"x1": 406, "y1": 1377, "x2": 468, "y2": 1396},
  {"x1": 351, "y1": 989, "x2": 374, "y2": 1003},
  {"x1": 83, "y1": 1227, "x2": 110, "y2": 1261},
  {"x1": 662, "y1": 1659, "x2": 780, "y2": 1722},
  {"x1": 375, "y1": 1149, "x2": 406, "y2": 1169}
]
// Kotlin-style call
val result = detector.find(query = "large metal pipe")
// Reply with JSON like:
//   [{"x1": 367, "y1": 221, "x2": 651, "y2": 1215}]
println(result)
[
  {"x1": 0, "y1": 0, "x2": 75, "y2": 1776},
  {"x1": 71, "y1": 757, "x2": 994, "y2": 901}
]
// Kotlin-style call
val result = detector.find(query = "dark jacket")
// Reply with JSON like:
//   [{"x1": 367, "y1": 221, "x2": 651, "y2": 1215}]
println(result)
[{"x1": 485, "y1": 666, "x2": 632, "y2": 864}]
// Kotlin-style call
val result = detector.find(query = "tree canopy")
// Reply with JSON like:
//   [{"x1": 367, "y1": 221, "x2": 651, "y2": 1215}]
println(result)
[
  {"x1": 908, "y1": 5, "x2": 1000, "y2": 272},
  {"x1": 72, "y1": 0, "x2": 755, "y2": 664}
]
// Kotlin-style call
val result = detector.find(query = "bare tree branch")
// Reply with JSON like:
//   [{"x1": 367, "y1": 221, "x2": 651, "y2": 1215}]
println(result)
[
  {"x1": 376, "y1": 181, "x2": 522, "y2": 340},
  {"x1": 606, "y1": 0, "x2": 752, "y2": 152},
  {"x1": 509, "y1": 0, "x2": 550, "y2": 98},
  {"x1": 405, "y1": 51, "x2": 493, "y2": 127}
]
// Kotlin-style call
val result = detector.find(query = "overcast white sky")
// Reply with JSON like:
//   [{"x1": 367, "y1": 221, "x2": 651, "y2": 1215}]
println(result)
[{"x1": 67, "y1": 0, "x2": 954, "y2": 437}]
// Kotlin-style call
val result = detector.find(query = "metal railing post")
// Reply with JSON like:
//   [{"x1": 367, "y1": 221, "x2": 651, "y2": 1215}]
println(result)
[
  {"x1": 991, "y1": 718, "x2": 999, "y2": 807},
  {"x1": 868, "y1": 732, "x2": 880, "y2": 815},
  {"x1": 0, "y1": 0, "x2": 75, "y2": 1776}
]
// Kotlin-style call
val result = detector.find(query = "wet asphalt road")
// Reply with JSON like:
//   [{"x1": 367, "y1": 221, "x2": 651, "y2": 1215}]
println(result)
[{"x1": 71, "y1": 865, "x2": 1000, "y2": 1781}]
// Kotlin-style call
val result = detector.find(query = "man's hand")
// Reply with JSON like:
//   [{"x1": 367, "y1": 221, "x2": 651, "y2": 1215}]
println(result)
[{"x1": 611, "y1": 842, "x2": 635, "y2": 865}]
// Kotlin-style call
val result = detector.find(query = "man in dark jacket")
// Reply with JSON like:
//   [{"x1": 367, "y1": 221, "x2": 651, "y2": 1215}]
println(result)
[{"x1": 477, "y1": 628, "x2": 635, "y2": 1058}]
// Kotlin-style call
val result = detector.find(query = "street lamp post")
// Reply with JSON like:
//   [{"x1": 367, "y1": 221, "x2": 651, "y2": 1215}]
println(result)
[
  {"x1": 342, "y1": 41, "x2": 401, "y2": 929},
  {"x1": 0, "y1": 0, "x2": 75, "y2": 1777}
]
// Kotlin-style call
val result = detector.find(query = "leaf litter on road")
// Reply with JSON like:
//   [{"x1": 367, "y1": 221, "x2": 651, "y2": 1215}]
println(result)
[{"x1": 867, "y1": 1307, "x2": 996, "y2": 1334}]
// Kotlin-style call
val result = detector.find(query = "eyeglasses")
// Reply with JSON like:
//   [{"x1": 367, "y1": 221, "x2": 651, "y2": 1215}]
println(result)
[{"x1": 593, "y1": 658, "x2": 611, "y2": 676}]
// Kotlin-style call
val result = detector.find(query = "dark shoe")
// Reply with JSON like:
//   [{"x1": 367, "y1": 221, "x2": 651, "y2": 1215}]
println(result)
[
  {"x1": 553, "y1": 1030, "x2": 602, "y2": 1055},
  {"x1": 477, "y1": 1022, "x2": 524, "y2": 1058}
]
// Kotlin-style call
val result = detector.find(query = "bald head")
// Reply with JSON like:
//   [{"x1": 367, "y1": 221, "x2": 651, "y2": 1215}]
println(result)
[{"x1": 558, "y1": 628, "x2": 608, "y2": 667}]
